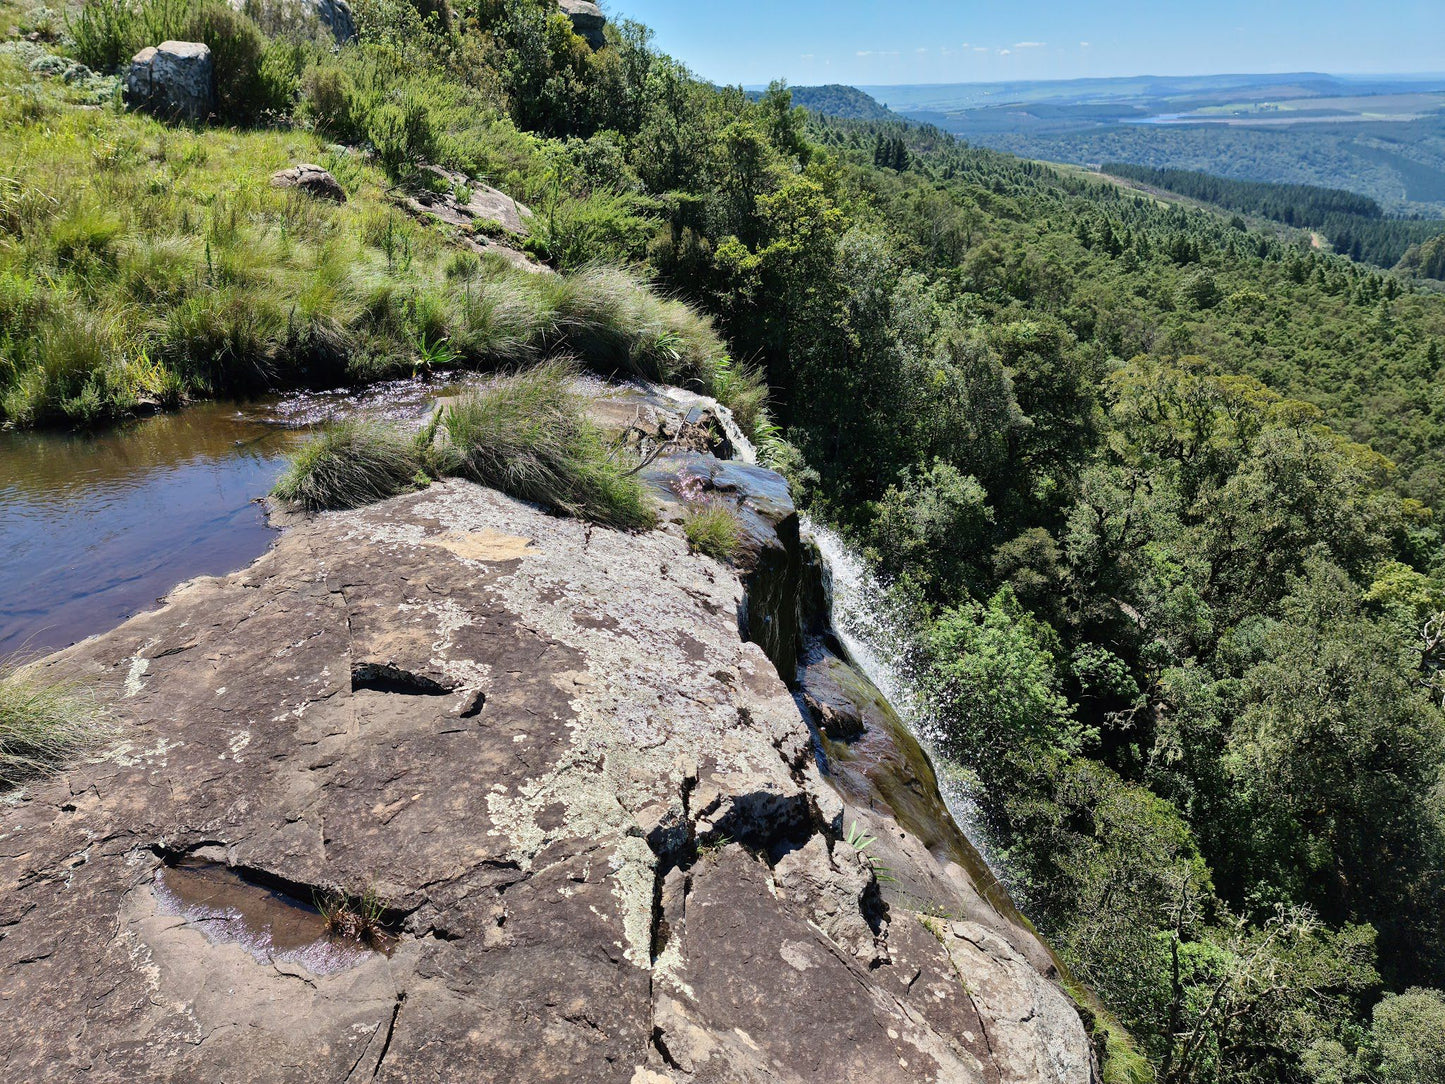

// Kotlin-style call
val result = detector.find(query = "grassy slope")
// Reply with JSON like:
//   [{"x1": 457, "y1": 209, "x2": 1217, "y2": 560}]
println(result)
[{"x1": 0, "y1": 18, "x2": 746, "y2": 429}]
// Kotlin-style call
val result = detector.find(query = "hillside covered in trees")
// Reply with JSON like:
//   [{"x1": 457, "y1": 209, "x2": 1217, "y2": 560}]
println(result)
[
  {"x1": 5, "y1": 1, "x2": 1445, "y2": 1080},
  {"x1": 1101, "y1": 162, "x2": 1445, "y2": 268}
]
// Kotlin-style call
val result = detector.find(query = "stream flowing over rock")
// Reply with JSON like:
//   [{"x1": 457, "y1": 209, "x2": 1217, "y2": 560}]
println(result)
[{"x1": 0, "y1": 383, "x2": 1096, "y2": 1083}]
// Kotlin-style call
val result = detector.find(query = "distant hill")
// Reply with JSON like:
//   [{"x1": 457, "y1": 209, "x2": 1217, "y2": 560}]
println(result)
[
  {"x1": 860, "y1": 72, "x2": 1445, "y2": 217},
  {"x1": 754, "y1": 84, "x2": 903, "y2": 122}
]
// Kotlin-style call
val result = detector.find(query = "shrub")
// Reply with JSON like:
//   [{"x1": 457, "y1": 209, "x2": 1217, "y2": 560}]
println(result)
[
  {"x1": 683, "y1": 503, "x2": 742, "y2": 563},
  {"x1": 271, "y1": 418, "x2": 426, "y2": 511},
  {"x1": 440, "y1": 359, "x2": 655, "y2": 529},
  {"x1": 0, "y1": 663, "x2": 105, "y2": 789}
]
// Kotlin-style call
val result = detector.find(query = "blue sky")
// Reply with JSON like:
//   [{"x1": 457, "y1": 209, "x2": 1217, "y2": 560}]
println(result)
[{"x1": 607, "y1": 1, "x2": 1445, "y2": 87}]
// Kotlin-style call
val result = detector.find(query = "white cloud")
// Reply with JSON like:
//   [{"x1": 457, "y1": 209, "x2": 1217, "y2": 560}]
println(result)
[
  {"x1": 1014, "y1": 41, "x2": 1045, "y2": 48},
  {"x1": 998, "y1": 48, "x2": 1012, "y2": 56},
  {"x1": 973, "y1": 46, "x2": 989, "y2": 52},
  {"x1": 801, "y1": 53, "x2": 815, "y2": 60},
  {"x1": 916, "y1": 47, "x2": 928, "y2": 54},
  {"x1": 1080, "y1": 41, "x2": 1091, "y2": 47},
  {"x1": 857, "y1": 50, "x2": 873, "y2": 56}
]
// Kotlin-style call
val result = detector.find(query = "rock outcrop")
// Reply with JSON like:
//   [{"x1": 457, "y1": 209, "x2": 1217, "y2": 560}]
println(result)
[
  {"x1": 0, "y1": 385, "x2": 1095, "y2": 1082},
  {"x1": 401, "y1": 164, "x2": 544, "y2": 272},
  {"x1": 123, "y1": 41, "x2": 213, "y2": 122},
  {"x1": 559, "y1": 0, "x2": 607, "y2": 49},
  {"x1": 226, "y1": 0, "x2": 356, "y2": 43},
  {"x1": 270, "y1": 162, "x2": 347, "y2": 202}
]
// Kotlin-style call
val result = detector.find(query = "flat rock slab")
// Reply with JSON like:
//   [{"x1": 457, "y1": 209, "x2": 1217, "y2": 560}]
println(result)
[{"x1": 0, "y1": 474, "x2": 1092, "y2": 1082}]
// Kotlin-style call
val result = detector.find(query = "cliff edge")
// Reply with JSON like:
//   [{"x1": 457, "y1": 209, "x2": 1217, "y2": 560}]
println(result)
[{"x1": 0, "y1": 384, "x2": 1095, "y2": 1083}]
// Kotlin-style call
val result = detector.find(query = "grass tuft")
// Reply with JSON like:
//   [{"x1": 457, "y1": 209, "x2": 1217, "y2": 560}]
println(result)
[
  {"x1": 683, "y1": 502, "x2": 743, "y2": 563},
  {"x1": 0, "y1": 662, "x2": 105, "y2": 789},
  {"x1": 271, "y1": 418, "x2": 426, "y2": 511},
  {"x1": 441, "y1": 360, "x2": 656, "y2": 530},
  {"x1": 318, "y1": 887, "x2": 392, "y2": 948}
]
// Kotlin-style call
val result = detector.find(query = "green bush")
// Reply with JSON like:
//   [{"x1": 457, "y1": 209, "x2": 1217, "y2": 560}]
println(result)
[
  {"x1": 440, "y1": 359, "x2": 655, "y2": 529},
  {"x1": 0, "y1": 663, "x2": 105, "y2": 789},
  {"x1": 271, "y1": 418, "x2": 427, "y2": 511},
  {"x1": 69, "y1": 0, "x2": 193, "y2": 73}
]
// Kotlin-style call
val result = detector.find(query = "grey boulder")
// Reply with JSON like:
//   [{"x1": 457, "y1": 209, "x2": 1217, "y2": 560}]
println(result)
[
  {"x1": 123, "y1": 41, "x2": 213, "y2": 122},
  {"x1": 559, "y1": 0, "x2": 607, "y2": 49},
  {"x1": 230, "y1": 0, "x2": 357, "y2": 44},
  {"x1": 270, "y1": 163, "x2": 347, "y2": 202}
]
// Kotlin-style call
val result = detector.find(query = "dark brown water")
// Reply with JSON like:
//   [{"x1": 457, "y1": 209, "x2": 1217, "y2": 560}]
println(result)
[
  {"x1": 0, "y1": 378, "x2": 473, "y2": 659},
  {"x1": 153, "y1": 860, "x2": 383, "y2": 975}
]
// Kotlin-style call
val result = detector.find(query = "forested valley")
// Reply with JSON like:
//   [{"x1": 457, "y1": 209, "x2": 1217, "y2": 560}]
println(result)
[
  {"x1": 5, "y1": 0, "x2": 1445, "y2": 1080},
  {"x1": 1099, "y1": 162, "x2": 1445, "y2": 270}
]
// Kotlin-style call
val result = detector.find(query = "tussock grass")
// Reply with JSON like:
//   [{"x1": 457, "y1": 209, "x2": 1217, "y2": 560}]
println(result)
[
  {"x1": 441, "y1": 360, "x2": 655, "y2": 530},
  {"x1": 271, "y1": 419, "x2": 426, "y2": 511},
  {"x1": 684, "y1": 503, "x2": 744, "y2": 563},
  {"x1": 0, "y1": 663, "x2": 105, "y2": 789},
  {"x1": 0, "y1": 45, "x2": 761, "y2": 430}
]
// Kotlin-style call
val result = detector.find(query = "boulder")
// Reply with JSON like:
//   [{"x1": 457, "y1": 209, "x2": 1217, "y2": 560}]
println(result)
[
  {"x1": 123, "y1": 41, "x2": 213, "y2": 122},
  {"x1": 269, "y1": 162, "x2": 347, "y2": 202},
  {"x1": 229, "y1": 0, "x2": 356, "y2": 44},
  {"x1": 558, "y1": 0, "x2": 606, "y2": 49}
]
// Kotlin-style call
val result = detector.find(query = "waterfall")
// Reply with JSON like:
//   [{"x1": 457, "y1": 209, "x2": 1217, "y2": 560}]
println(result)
[
  {"x1": 803, "y1": 516, "x2": 1005, "y2": 879},
  {"x1": 656, "y1": 386, "x2": 759, "y2": 464}
]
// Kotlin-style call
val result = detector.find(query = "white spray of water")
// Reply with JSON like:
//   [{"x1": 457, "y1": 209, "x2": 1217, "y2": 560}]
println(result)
[
  {"x1": 656, "y1": 386, "x2": 758, "y2": 464},
  {"x1": 803, "y1": 516, "x2": 1005, "y2": 878}
]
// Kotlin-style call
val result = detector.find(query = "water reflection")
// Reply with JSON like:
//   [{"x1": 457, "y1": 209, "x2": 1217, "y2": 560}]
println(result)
[{"x1": 0, "y1": 377, "x2": 475, "y2": 659}]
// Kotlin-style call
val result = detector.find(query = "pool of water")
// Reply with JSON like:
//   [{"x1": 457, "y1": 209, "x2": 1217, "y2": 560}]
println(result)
[{"x1": 0, "y1": 378, "x2": 472, "y2": 659}]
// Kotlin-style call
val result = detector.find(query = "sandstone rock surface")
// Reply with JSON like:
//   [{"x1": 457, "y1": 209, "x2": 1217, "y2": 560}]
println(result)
[
  {"x1": 270, "y1": 162, "x2": 347, "y2": 202},
  {"x1": 401, "y1": 164, "x2": 545, "y2": 272},
  {"x1": 123, "y1": 41, "x2": 213, "y2": 122},
  {"x1": 0, "y1": 386, "x2": 1095, "y2": 1083}
]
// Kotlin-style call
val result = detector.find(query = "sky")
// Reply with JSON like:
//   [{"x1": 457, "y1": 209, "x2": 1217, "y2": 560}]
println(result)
[{"x1": 607, "y1": 1, "x2": 1445, "y2": 88}]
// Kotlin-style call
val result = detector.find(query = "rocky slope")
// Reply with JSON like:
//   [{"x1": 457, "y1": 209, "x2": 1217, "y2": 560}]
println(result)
[{"x1": 0, "y1": 383, "x2": 1095, "y2": 1083}]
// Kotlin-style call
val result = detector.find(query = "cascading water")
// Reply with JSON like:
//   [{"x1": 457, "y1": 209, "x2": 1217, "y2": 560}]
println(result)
[
  {"x1": 803, "y1": 516, "x2": 1005, "y2": 880},
  {"x1": 656, "y1": 386, "x2": 759, "y2": 464}
]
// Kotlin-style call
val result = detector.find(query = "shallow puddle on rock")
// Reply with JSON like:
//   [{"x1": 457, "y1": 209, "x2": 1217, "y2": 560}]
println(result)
[{"x1": 153, "y1": 860, "x2": 383, "y2": 975}]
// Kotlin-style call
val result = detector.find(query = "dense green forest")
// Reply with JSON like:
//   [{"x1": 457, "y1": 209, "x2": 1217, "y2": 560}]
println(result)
[
  {"x1": 1100, "y1": 163, "x2": 1383, "y2": 225},
  {"x1": 6, "y1": 1, "x2": 1445, "y2": 1080},
  {"x1": 1101, "y1": 162, "x2": 1445, "y2": 269},
  {"x1": 966, "y1": 117, "x2": 1445, "y2": 219}
]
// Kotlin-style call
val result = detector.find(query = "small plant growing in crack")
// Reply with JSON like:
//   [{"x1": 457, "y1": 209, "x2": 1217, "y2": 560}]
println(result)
[
  {"x1": 317, "y1": 887, "x2": 392, "y2": 948},
  {"x1": 696, "y1": 833, "x2": 732, "y2": 861},
  {"x1": 844, "y1": 820, "x2": 876, "y2": 853},
  {"x1": 844, "y1": 820, "x2": 896, "y2": 885}
]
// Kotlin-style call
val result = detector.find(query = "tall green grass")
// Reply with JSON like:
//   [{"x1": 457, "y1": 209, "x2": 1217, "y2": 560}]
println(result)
[
  {"x1": 0, "y1": 663, "x2": 105, "y2": 789},
  {"x1": 0, "y1": 33, "x2": 761, "y2": 431},
  {"x1": 270, "y1": 418, "x2": 425, "y2": 511},
  {"x1": 440, "y1": 360, "x2": 656, "y2": 530},
  {"x1": 683, "y1": 502, "x2": 743, "y2": 563}
]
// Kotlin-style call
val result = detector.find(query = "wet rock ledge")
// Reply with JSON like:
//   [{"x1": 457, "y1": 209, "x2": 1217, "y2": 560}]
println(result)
[{"x1": 0, "y1": 384, "x2": 1095, "y2": 1083}]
